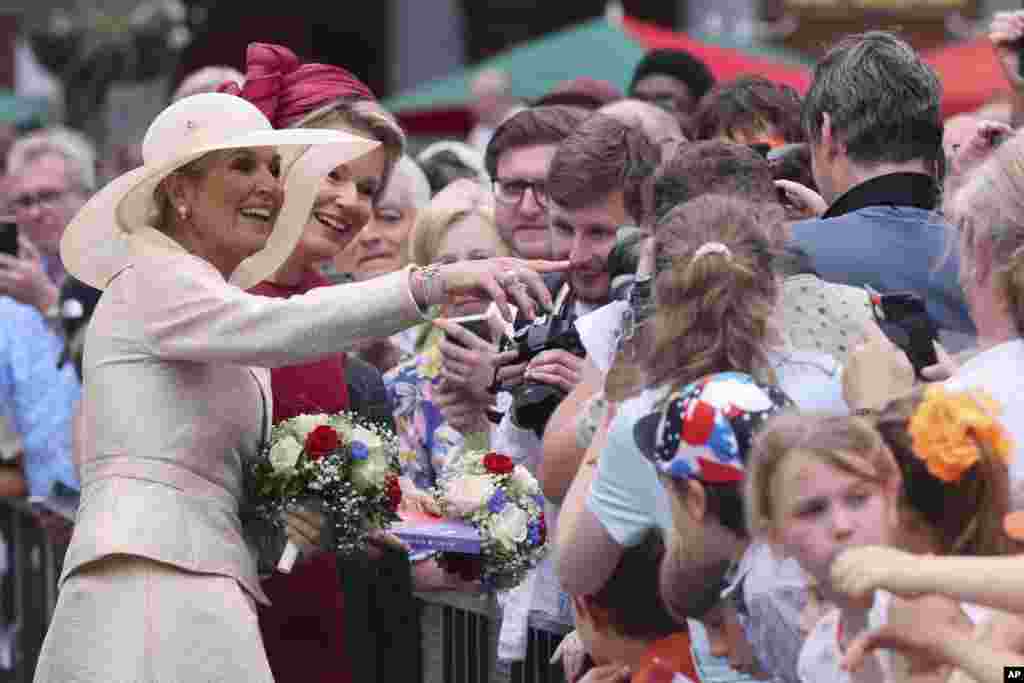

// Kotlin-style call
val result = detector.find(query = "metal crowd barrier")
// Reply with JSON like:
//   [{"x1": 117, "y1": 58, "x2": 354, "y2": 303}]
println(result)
[
  {"x1": 0, "y1": 497, "x2": 571, "y2": 683},
  {"x1": 417, "y1": 590, "x2": 572, "y2": 683},
  {"x1": 0, "y1": 498, "x2": 64, "y2": 683}
]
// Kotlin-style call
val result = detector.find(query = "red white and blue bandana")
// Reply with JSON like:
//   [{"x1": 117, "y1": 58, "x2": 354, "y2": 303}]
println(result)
[{"x1": 646, "y1": 372, "x2": 793, "y2": 483}]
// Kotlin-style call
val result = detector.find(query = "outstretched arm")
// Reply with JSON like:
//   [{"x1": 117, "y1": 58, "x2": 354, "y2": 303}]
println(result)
[{"x1": 833, "y1": 546, "x2": 1024, "y2": 615}]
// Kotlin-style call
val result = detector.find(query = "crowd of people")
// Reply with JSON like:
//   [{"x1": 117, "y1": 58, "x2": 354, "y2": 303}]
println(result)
[{"x1": 2, "y1": 9, "x2": 1024, "y2": 683}]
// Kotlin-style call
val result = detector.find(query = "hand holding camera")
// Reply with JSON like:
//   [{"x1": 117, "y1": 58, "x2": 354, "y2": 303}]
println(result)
[{"x1": 0, "y1": 222, "x2": 58, "y2": 315}]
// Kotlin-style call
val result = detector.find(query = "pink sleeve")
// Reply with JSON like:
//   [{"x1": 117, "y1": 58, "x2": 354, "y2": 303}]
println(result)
[{"x1": 131, "y1": 255, "x2": 423, "y2": 368}]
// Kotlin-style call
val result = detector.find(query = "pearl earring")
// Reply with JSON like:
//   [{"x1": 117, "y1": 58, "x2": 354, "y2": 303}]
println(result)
[{"x1": 177, "y1": 204, "x2": 190, "y2": 220}]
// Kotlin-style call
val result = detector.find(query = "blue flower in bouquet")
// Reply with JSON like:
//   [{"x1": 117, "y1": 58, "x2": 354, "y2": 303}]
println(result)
[
  {"x1": 527, "y1": 521, "x2": 542, "y2": 547},
  {"x1": 531, "y1": 493, "x2": 546, "y2": 510},
  {"x1": 488, "y1": 488, "x2": 508, "y2": 514},
  {"x1": 351, "y1": 441, "x2": 369, "y2": 461}
]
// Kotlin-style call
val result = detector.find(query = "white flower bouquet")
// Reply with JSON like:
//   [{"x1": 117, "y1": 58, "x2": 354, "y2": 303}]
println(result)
[
  {"x1": 433, "y1": 450, "x2": 549, "y2": 591},
  {"x1": 249, "y1": 412, "x2": 403, "y2": 570}
]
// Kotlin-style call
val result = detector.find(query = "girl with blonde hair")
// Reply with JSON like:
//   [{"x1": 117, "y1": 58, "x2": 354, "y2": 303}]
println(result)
[{"x1": 747, "y1": 385, "x2": 1018, "y2": 683}]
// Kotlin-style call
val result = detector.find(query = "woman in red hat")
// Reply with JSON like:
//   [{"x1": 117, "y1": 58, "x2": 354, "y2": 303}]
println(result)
[{"x1": 225, "y1": 42, "x2": 426, "y2": 683}]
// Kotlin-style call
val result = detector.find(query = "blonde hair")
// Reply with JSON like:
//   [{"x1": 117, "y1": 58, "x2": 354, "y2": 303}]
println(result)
[
  {"x1": 875, "y1": 389, "x2": 1019, "y2": 557},
  {"x1": 292, "y1": 98, "x2": 406, "y2": 198},
  {"x1": 948, "y1": 130, "x2": 1024, "y2": 334},
  {"x1": 745, "y1": 413, "x2": 897, "y2": 537},
  {"x1": 644, "y1": 195, "x2": 781, "y2": 393},
  {"x1": 408, "y1": 179, "x2": 508, "y2": 266}
]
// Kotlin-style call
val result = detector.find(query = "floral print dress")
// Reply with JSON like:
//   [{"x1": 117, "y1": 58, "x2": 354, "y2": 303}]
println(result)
[{"x1": 384, "y1": 343, "x2": 466, "y2": 491}]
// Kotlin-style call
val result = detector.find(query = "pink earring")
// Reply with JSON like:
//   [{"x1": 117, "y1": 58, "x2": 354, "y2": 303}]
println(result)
[{"x1": 177, "y1": 204, "x2": 190, "y2": 220}]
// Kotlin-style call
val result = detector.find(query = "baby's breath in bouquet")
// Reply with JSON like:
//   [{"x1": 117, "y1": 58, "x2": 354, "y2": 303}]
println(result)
[
  {"x1": 433, "y1": 450, "x2": 549, "y2": 591},
  {"x1": 251, "y1": 412, "x2": 403, "y2": 571}
]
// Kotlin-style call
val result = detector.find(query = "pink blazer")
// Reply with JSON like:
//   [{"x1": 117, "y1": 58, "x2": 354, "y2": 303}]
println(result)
[{"x1": 62, "y1": 230, "x2": 424, "y2": 604}]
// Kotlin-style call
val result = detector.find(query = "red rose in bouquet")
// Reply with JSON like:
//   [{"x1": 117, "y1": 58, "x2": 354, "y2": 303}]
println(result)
[
  {"x1": 305, "y1": 425, "x2": 339, "y2": 460},
  {"x1": 538, "y1": 512, "x2": 547, "y2": 545},
  {"x1": 385, "y1": 474, "x2": 402, "y2": 512},
  {"x1": 483, "y1": 452, "x2": 514, "y2": 475}
]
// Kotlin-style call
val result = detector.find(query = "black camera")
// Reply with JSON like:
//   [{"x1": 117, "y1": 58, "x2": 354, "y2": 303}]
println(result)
[{"x1": 498, "y1": 292, "x2": 585, "y2": 437}]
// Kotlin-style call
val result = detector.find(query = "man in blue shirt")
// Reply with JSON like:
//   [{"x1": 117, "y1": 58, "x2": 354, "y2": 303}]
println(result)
[
  {"x1": 790, "y1": 31, "x2": 975, "y2": 343},
  {"x1": 0, "y1": 297, "x2": 80, "y2": 500}
]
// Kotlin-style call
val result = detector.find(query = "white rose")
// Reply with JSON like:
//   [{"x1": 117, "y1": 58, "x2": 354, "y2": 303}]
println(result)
[
  {"x1": 268, "y1": 436, "x2": 303, "y2": 474},
  {"x1": 509, "y1": 465, "x2": 540, "y2": 497},
  {"x1": 445, "y1": 475, "x2": 495, "y2": 517},
  {"x1": 287, "y1": 413, "x2": 330, "y2": 442},
  {"x1": 491, "y1": 504, "x2": 529, "y2": 551},
  {"x1": 352, "y1": 454, "x2": 391, "y2": 492}
]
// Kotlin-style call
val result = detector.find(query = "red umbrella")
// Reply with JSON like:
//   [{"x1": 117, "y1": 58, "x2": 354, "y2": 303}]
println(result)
[
  {"x1": 921, "y1": 36, "x2": 1010, "y2": 119},
  {"x1": 620, "y1": 15, "x2": 813, "y2": 94}
]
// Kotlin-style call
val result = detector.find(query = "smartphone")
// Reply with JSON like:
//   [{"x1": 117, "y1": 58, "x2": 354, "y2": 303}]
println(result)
[
  {"x1": 0, "y1": 222, "x2": 17, "y2": 258},
  {"x1": 866, "y1": 286, "x2": 939, "y2": 377}
]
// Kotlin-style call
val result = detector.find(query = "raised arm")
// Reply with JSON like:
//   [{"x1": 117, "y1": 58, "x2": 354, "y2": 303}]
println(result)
[
  {"x1": 555, "y1": 405, "x2": 624, "y2": 597},
  {"x1": 540, "y1": 358, "x2": 604, "y2": 503},
  {"x1": 833, "y1": 546, "x2": 1024, "y2": 616},
  {"x1": 136, "y1": 253, "x2": 565, "y2": 368}
]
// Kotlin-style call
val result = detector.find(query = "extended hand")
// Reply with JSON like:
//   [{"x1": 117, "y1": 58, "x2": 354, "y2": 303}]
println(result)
[
  {"x1": 437, "y1": 257, "x2": 568, "y2": 322},
  {"x1": 831, "y1": 545, "x2": 920, "y2": 602}
]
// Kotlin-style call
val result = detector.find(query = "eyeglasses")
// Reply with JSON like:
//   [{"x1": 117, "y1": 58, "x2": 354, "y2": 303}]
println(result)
[
  {"x1": 9, "y1": 188, "x2": 73, "y2": 212},
  {"x1": 492, "y1": 178, "x2": 548, "y2": 208}
]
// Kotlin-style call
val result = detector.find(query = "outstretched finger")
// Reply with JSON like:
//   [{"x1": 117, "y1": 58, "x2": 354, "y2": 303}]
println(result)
[
  {"x1": 516, "y1": 265, "x2": 555, "y2": 312},
  {"x1": 523, "y1": 258, "x2": 570, "y2": 274}
]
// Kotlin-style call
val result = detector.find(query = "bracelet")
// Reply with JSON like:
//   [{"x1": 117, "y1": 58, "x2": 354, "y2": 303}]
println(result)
[
  {"x1": 410, "y1": 264, "x2": 446, "y2": 309},
  {"x1": 853, "y1": 408, "x2": 878, "y2": 418}
]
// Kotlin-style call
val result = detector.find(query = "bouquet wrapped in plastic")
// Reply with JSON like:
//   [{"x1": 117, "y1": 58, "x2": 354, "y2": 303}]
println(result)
[
  {"x1": 249, "y1": 412, "x2": 403, "y2": 571},
  {"x1": 431, "y1": 450, "x2": 549, "y2": 591}
]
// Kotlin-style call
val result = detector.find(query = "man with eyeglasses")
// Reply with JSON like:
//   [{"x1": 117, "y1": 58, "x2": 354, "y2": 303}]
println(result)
[
  {"x1": 4, "y1": 127, "x2": 96, "y2": 315},
  {"x1": 435, "y1": 105, "x2": 589, "y2": 419}
]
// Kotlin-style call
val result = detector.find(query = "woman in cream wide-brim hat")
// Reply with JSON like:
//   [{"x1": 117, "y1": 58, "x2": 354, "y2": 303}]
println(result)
[{"x1": 34, "y1": 92, "x2": 561, "y2": 683}]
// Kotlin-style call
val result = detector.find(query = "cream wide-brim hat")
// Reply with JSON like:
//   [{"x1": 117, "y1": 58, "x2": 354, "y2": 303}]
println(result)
[{"x1": 61, "y1": 92, "x2": 380, "y2": 290}]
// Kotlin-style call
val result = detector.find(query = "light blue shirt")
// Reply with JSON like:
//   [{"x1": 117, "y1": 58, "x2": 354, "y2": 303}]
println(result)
[
  {"x1": 0, "y1": 298, "x2": 80, "y2": 496},
  {"x1": 588, "y1": 349, "x2": 847, "y2": 547}
]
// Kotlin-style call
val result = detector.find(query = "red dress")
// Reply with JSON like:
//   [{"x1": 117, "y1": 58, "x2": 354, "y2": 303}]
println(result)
[{"x1": 249, "y1": 270, "x2": 352, "y2": 683}]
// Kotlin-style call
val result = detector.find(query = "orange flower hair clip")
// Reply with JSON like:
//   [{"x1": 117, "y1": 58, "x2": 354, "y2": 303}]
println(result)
[{"x1": 908, "y1": 385, "x2": 1015, "y2": 483}]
